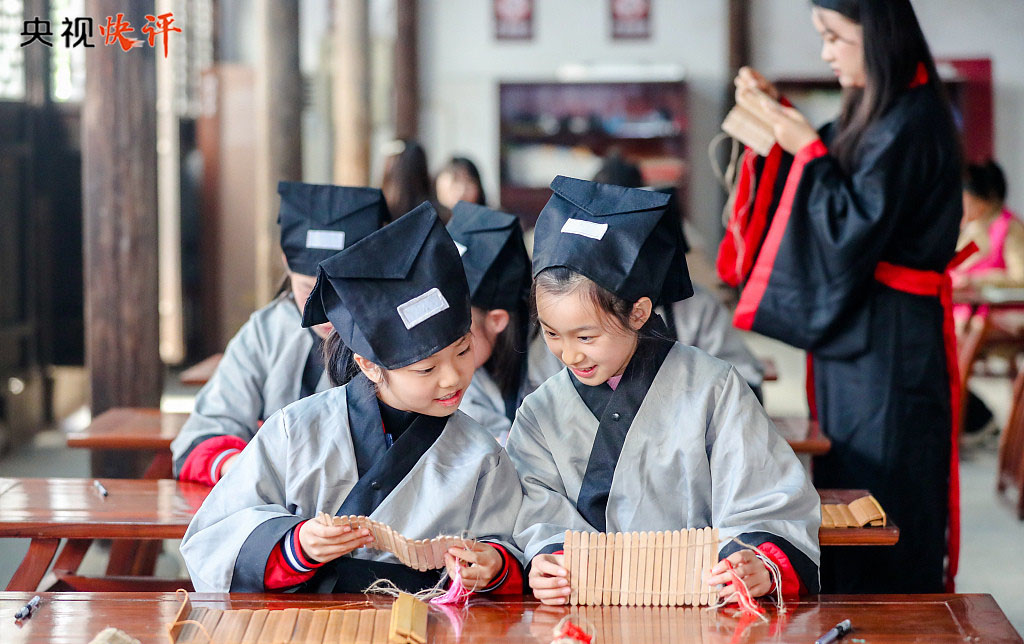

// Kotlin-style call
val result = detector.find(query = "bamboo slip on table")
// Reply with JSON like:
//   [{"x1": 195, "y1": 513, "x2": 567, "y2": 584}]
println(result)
[{"x1": 1, "y1": 592, "x2": 1019, "y2": 643}]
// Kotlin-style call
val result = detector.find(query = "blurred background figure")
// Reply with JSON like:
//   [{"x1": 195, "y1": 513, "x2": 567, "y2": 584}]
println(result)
[
  {"x1": 380, "y1": 139, "x2": 435, "y2": 221},
  {"x1": 956, "y1": 160, "x2": 1024, "y2": 288},
  {"x1": 436, "y1": 156, "x2": 488, "y2": 213}
]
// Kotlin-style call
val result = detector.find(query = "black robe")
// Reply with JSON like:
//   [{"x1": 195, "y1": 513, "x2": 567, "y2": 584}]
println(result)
[{"x1": 718, "y1": 83, "x2": 963, "y2": 593}]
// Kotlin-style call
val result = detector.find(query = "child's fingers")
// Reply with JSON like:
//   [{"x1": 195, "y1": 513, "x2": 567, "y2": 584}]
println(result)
[
  {"x1": 530, "y1": 573, "x2": 570, "y2": 590},
  {"x1": 533, "y1": 586, "x2": 571, "y2": 604},
  {"x1": 531, "y1": 557, "x2": 568, "y2": 578},
  {"x1": 447, "y1": 546, "x2": 479, "y2": 565}
]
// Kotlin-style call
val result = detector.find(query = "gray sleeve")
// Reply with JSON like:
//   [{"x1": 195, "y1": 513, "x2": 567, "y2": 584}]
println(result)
[
  {"x1": 506, "y1": 402, "x2": 596, "y2": 563},
  {"x1": 179, "y1": 409, "x2": 299, "y2": 592},
  {"x1": 464, "y1": 449, "x2": 526, "y2": 566},
  {"x1": 706, "y1": 367, "x2": 821, "y2": 571},
  {"x1": 171, "y1": 315, "x2": 271, "y2": 472}
]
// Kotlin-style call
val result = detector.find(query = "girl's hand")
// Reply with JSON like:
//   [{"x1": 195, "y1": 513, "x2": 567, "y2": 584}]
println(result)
[
  {"x1": 297, "y1": 521, "x2": 374, "y2": 564},
  {"x1": 529, "y1": 553, "x2": 571, "y2": 605},
  {"x1": 754, "y1": 94, "x2": 821, "y2": 155},
  {"x1": 734, "y1": 66, "x2": 779, "y2": 101},
  {"x1": 445, "y1": 542, "x2": 503, "y2": 590},
  {"x1": 707, "y1": 550, "x2": 773, "y2": 602}
]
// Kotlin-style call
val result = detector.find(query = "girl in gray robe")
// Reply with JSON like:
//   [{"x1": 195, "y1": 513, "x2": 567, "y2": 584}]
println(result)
[
  {"x1": 506, "y1": 176, "x2": 820, "y2": 605},
  {"x1": 181, "y1": 203, "x2": 524, "y2": 594},
  {"x1": 172, "y1": 182, "x2": 388, "y2": 485}
]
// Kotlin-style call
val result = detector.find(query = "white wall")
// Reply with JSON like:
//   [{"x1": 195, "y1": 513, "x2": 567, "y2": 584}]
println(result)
[
  {"x1": 418, "y1": 0, "x2": 730, "y2": 252},
  {"x1": 752, "y1": 0, "x2": 1024, "y2": 212}
]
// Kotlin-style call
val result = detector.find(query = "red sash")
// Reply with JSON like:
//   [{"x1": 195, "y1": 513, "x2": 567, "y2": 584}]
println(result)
[{"x1": 872, "y1": 242, "x2": 977, "y2": 591}]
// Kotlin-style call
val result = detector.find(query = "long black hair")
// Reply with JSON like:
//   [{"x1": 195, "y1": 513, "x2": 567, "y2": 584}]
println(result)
[
  {"x1": 481, "y1": 302, "x2": 530, "y2": 401},
  {"x1": 812, "y1": 0, "x2": 954, "y2": 173}
]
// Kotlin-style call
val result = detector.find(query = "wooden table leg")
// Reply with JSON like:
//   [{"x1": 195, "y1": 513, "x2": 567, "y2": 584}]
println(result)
[
  {"x1": 51, "y1": 538, "x2": 93, "y2": 575},
  {"x1": 106, "y1": 540, "x2": 142, "y2": 576},
  {"x1": 6, "y1": 538, "x2": 61, "y2": 591},
  {"x1": 142, "y1": 451, "x2": 173, "y2": 480}
]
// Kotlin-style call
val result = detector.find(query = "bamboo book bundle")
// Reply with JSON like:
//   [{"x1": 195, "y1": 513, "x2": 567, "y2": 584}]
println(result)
[
  {"x1": 166, "y1": 591, "x2": 428, "y2": 644},
  {"x1": 563, "y1": 527, "x2": 719, "y2": 607},
  {"x1": 314, "y1": 512, "x2": 474, "y2": 572},
  {"x1": 721, "y1": 86, "x2": 780, "y2": 156},
  {"x1": 820, "y1": 494, "x2": 887, "y2": 529}
]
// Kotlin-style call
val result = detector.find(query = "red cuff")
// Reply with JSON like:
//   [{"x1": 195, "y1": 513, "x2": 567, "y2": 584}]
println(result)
[
  {"x1": 756, "y1": 541, "x2": 806, "y2": 599},
  {"x1": 263, "y1": 520, "x2": 325, "y2": 591},
  {"x1": 797, "y1": 138, "x2": 828, "y2": 161},
  {"x1": 476, "y1": 543, "x2": 524, "y2": 595},
  {"x1": 178, "y1": 435, "x2": 248, "y2": 485}
]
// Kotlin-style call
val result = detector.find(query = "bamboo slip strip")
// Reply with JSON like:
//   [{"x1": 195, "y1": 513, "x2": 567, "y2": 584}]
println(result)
[
  {"x1": 820, "y1": 494, "x2": 887, "y2": 529},
  {"x1": 721, "y1": 86, "x2": 779, "y2": 156},
  {"x1": 166, "y1": 590, "x2": 427, "y2": 644},
  {"x1": 563, "y1": 527, "x2": 719, "y2": 607},
  {"x1": 315, "y1": 512, "x2": 475, "y2": 572}
]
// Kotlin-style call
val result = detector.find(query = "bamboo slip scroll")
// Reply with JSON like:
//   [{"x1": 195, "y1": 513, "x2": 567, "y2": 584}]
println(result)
[
  {"x1": 315, "y1": 512, "x2": 474, "y2": 572},
  {"x1": 563, "y1": 527, "x2": 719, "y2": 607},
  {"x1": 167, "y1": 591, "x2": 427, "y2": 644},
  {"x1": 821, "y1": 494, "x2": 887, "y2": 529},
  {"x1": 721, "y1": 86, "x2": 780, "y2": 156}
]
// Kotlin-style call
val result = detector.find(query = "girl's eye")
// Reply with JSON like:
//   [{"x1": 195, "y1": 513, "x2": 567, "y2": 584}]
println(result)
[
  {"x1": 415, "y1": 367, "x2": 434, "y2": 375},
  {"x1": 578, "y1": 336, "x2": 592, "y2": 343},
  {"x1": 544, "y1": 330, "x2": 558, "y2": 338},
  {"x1": 458, "y1": 347, "x2": 471, "y2": 356}
]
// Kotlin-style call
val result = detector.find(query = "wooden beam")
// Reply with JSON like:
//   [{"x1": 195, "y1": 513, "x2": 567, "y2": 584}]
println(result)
[
  {"x1": 727, "y1": 0, "x2": 750, "y2": 76},
  {"x1": 394, "y1": 0, "x2": 419, "y2": 140},
  {"x1": 332, "y1": 0, "x2": 371, "y2": 185},
  {"x1": 82, "y1": 0, "x2": 162, "y2": 474}
]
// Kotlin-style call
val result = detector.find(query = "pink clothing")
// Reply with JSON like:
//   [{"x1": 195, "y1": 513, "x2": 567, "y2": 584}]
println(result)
[
  {"x1": 964, "y1": 208, "x2": 1014, "y2": 274},
  {"x1": 607, "y1": 375, "x2": 623, "y2": 390}
]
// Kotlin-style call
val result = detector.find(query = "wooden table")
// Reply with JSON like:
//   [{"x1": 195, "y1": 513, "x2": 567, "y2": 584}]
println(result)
[
  {"x1": 0, "y1": 478, "x2": 209, "y2": 592},
  {"x1": 179, "y1": 353, "x2": 223, "y2": 387},
  {"x1": 66, "y1": 408, "x2": 188, "y2": 480},
  {"x1": 771, "y1": 416, "x2": 831, "y2": 456},
  {"x1": 0, "y1": 592, "x2": 1018, "y2": 643},
  {"x1": 818, "y1": 488, "x2": 899, "y2": 547}
]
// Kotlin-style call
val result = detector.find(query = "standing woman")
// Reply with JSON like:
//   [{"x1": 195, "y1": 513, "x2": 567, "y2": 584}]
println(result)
[{"x1": 721, "y1": 0, "x2": 964, "y2": 592}]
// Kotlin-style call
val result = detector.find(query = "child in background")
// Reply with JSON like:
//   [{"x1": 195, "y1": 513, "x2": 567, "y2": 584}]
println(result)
[
  {"x1": 507, "y1": 176, "x2": 820, "y2": 606},
  {"x1": 447, "y1": 201, "x2": 561, "y2": 444},
  {"x1": 171, "y1": 182, "x2": 388, "y2": 485},
  {"x1": 181, "y1": 203, "x2": 524, "y2": 594}
]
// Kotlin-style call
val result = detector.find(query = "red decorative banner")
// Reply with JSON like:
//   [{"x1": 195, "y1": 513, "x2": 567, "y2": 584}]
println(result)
[
  {"x1": 611, "y1": 0, "x2": 651, "y2": 40},
  {"x1": 495, "y1": 0, "x2": 533, "y2": 40}
]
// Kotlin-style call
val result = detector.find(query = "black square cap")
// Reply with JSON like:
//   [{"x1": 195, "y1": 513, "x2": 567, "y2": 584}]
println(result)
[
  {"x1": 532, "y1": 175, "x2": 693, "y2": 304},
  {"x1": 301, "y1": 201, "x2": 471, "y2": 369},
  {"x1": 446, "y1": 201, "x2": 530, "y2": 311},
  {"x1": 277, "y1": 181, "x2": 390, "y2": 276}
]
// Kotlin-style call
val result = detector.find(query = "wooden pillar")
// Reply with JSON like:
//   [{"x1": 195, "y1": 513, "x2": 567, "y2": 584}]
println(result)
[
  {"x1": 727, "y1": 0, "x2": 750, "y2": 77},
  {"x1": 83, "y1": 0, "x2": 161, "y2": 474},
  {"x1": 255, "y1": 0, "x2": 303, "y2": 302},
  {"x1": 332, "y1": 0, "x2": 371, "y2": 185},
  {"x1": 394, "y1": 0, "x2": 418, "y2": 140}
]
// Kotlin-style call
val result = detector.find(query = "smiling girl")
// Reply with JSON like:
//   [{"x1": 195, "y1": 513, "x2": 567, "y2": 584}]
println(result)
[
  {"x1": 182, "y1": 203, "x2": 523, "y2": 595},
  {"x1": 506, "y1": 176, "x2": 820, "y2": 606}
]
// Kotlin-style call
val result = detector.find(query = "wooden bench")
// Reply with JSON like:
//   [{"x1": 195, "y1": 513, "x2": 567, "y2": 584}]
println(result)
[
  {"x1": 178, "y1": 353, "x2": 223, "y2": 387},
  {"x1": 0, "y1": 592, "x2": 1017, "y2": 643},
  {"x1": 0, "y1": 478, "x2": 208, "y2": 592}
]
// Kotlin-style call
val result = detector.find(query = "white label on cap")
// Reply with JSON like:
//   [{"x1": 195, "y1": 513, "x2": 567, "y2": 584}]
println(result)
[
  {"x1": 454, "y1": 241, "x2": 468, "y2": 256},
  {"x1": 306, "y1": 229, "x2": 346, "y2": 250},
  {"x1": 560, "y1": 218, "x2": 607, "y2": 240},
  {"x1": 397, "y1": 288, "x2": 450, "y2": 330}
]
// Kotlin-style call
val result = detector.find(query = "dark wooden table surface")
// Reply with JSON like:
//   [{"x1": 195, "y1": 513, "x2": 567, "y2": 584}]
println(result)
[
  {"x1": 71, "y1": 408, "x2": 830, "y2": 456},
  {"x1": 0, "y1": 478, "x2": 208, "y2": 591},
  {"x1": 179, "y1": 353, "x2": 223, "y2": 387},
  {"x1": 1, "y1": 592, "x2": 1019, "y2": 643}
]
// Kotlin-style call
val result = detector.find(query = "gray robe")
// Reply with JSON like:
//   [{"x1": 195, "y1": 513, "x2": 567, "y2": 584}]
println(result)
[
  {"x1": 460, "y1": 333, "x2": 563, "y2": 445},
  {"x1": 506, "y1": 337, "x2": 820, "y2": 589},
  {"x1": 659, "y1": 284, "x2": 763, "y2": 389},
  {"x1": 180, "y1": 379, "x2": 524, "y2": 593},
  {"x1": 171, "y1": 294, "x2": 331, "y2": 474}
]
